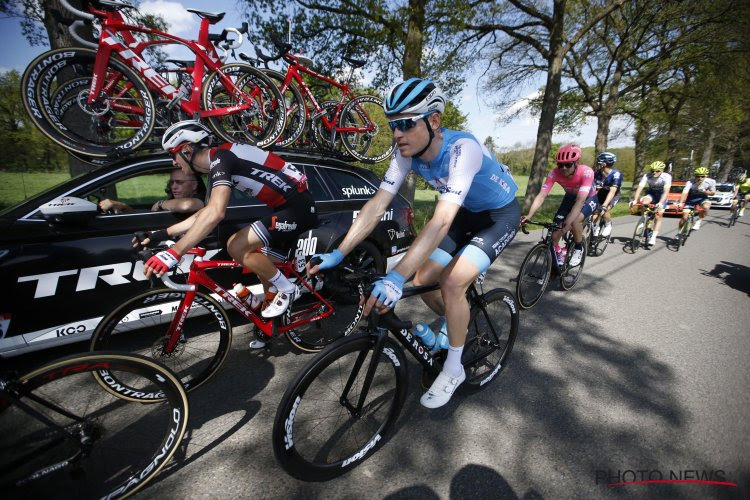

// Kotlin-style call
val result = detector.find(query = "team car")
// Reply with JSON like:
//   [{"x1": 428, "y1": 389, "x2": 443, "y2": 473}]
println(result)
[
  {"x1": 664, "y1": 181, "x2": 687, "y2": 216},
  {"x1": 708, "y1": 183, "x2": 736, "y2": 208},
  {"x1": 0, "y1": 152, "x2": 415, "y2": 357}
]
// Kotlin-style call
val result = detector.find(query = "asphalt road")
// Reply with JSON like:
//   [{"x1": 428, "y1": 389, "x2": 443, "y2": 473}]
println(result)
[{"x1": 8, "y1": 210, "x2": 750, "y2": 499}]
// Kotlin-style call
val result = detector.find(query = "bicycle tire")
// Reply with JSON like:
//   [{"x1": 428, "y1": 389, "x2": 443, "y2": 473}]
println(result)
[
  {"x1": 262, "y1": 69, "x2": 306, "y2": 147},
  {"x1": 516, "y1": 243, "x2": 552, "y2": 309},
  {"x1": 90, "y1": 288, "x2": 232, "y2": 398},
  {"x1": 462, "y1": 288, "x2": 519, "y2": 389},
  {"x1": 272, "y1": 333, "x2": 407, "y2": 481},
  {"x1": 202, "y1": 63, "x2": 286, "y2": 148},
  {"x1": 283, "y1": 290, "x2": 364, "y2": 352},
  {"x1": 560, "y1": 233, "x2": 585, "y2": 290},
  {"x1": 340, "y1": 95, "x2": 396, "y2": 163},
  {"x1": 629, "y1": 215, "x2": 645, "y2": 253},
  {"x1": 22, "y1": 48, "x2": 156, "y2": 158},
  {"x1": 592, "y1": 218, "x2": 610, "y2": 256},
  {"x1": 310, "y1": 100, "x2": 355, "y2": 157},
  {"x1": 0, "y1": 352, "x2": 188, "y2": 498}
]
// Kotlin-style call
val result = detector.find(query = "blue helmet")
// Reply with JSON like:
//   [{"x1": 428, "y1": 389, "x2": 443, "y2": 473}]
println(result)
[
  {"x1": 596, "y1": 151, "x2": 617, "y2": 165},
  {"x1": 384, "y1": 78, "x2": 445, "y2": 116}
]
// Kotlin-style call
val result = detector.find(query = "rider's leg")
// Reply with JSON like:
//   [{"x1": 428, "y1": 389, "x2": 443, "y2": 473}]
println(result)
[
  {"x1": 413, "y1": 258, "x2": 446, "y2": 316},
  {"x1": 653, "y1": 207, "x2": 665, "y2": 235},
  {"x1": 701, "y1": 200, "x2": 711, "y2": 218}
]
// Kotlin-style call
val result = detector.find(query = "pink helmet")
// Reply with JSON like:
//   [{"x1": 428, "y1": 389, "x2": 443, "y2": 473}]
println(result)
[{"x1": 556, "y1": 144, "x2": 582, "y2": 163}]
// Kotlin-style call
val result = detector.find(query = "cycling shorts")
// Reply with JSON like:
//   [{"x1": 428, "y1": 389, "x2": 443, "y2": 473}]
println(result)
[
  {"x1": 597, "y1": 190, "x2": 621, "y2": 208},
  {"x1": 641, "y1": 191, "x2": 666, "y2": 208},
  {"x1": 430, "y1": 200, "x2": 520, "y2": 272},
  {"x1": 685, "y1": 196, "x2": 709, "y2": 206},
  {"x1": 554, "y1": 193, "x2": 599, "y2": 223},
  {"x1": 249, "y1": 192, "x2": 318, "y2": 260}
]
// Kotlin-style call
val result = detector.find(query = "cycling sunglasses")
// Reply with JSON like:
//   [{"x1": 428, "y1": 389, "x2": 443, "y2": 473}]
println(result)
[
  {"x1": 388, "y1": 112, "x2": 433, "y2": 132},
  {"x1": 558, "y1": 162, "x2": 576, "y2": 169}
]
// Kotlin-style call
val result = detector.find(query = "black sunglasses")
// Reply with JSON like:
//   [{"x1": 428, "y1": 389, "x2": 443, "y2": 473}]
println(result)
[
  {"x1": 388, "y1": 112, "x2": 432, "y2": 132},
  {"x1": 558, "y1": 162, "x2": 576, "y2": 169}
]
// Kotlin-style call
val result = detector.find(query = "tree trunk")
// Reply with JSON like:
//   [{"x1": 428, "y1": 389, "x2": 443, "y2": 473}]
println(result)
[
  {"x1": 700, "y1": 128, "x2": 715, "y2": 167},
  {"x1": 594, "y1": 66, "x2": 622, "y2": 153},
  {"x1": 718, "y1": 137, "x2": 736, "y2": 182},
  {"x1": 594, "y1": 112, "x2": 612, "y2": 154},
  {"x1": 633, "y1": 115, "x2": 649, "y2": 186},
  {"x1": 523, "y1": 2, "x2": 565, "y2": 213}
]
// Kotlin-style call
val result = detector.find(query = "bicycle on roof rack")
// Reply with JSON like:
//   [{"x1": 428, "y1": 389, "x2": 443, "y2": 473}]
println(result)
[{"x1": 21, "y1": 0, "x2": 285, "y2": 159}]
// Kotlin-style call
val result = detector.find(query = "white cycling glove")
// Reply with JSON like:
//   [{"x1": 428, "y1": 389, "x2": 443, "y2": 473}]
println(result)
[{"x1": 371, "y1": 271, "x2": 406, "y2": 309}]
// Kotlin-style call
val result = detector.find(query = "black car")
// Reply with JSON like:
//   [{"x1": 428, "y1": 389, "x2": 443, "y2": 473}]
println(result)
[{"x1": 0, "y1": 151, "x2": 415, "y2": 357}]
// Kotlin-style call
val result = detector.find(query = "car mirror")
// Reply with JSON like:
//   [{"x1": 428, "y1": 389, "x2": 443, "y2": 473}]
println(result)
[{"x1": 40, "y1": 196, "x2": 98, "y2": 225}]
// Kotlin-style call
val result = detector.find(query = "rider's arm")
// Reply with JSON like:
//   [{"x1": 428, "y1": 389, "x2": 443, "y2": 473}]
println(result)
[
  {"x1": 337, "y1": 188, "x2": 397, "y2": 255},
  {"x1": 602, "y1": 185, "x2": 617, "y2": 208},
  {"x1": 523, "y1": 171, "x2": 555, "y2": 220},
  {"x1": 391, "y1": 200, "x2": 460, "y2": 279},
  {"x1": 679, "y1": 181, "x2": 691, "y2": 204},
  {"x1": 631, "y1": 175, "x2": 647, "y2": 202},
  {"x1": 704, "y1": 179, "x2": 716, "y2": 196},
  {"x1": 659, "y1": 178, "x2": 672, "y2": 205},
  {"x1": 169, "y1": 186, "x2": 231, "y2": 255},
  {"x1": 152, "y1": 197, "x2": 205, "y2": 213}
]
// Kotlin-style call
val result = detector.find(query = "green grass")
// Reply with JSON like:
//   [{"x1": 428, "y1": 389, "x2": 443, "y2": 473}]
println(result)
[
  {"x1": 413, "y1": 175, "x2": 634, "y2": 231},
  {"x1": 0, "y1": 171, "x2": 71, "y2": 210}
]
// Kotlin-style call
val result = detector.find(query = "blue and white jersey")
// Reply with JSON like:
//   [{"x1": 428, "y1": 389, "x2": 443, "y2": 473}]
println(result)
[
  {"x1": 595, "y1": 168, "x2": 623, "y2": 194},
  {"x1": 379, "y1": 129, "x2": 517, "y2": 212}
]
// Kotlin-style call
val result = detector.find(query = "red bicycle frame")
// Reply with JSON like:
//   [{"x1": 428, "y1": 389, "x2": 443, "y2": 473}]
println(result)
[{"x1": 162, "y1": 247, "x2": 335, "y2": 353}]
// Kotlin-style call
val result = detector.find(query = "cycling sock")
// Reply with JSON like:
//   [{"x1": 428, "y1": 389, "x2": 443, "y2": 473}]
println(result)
[
  {"x1": 268, "y1": 270, "x2": 296, "y2": 294},
  {"x1": 444, "y1": 343, "x2": 465, "y2": 378}
]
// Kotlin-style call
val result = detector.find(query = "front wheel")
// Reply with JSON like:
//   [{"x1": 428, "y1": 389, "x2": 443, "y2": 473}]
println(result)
[
  {"x1": 560, "y1": 233, "x2": 585, "y2": 290},
  {"x1": 90, "y1": 288, "x2": 232, "y2": 399},
  {"x1": 339, "y1": 95, "x2": 396, "y2": 163},
  {"x1": 629, "y1": 215, "x2": 646, "y2": 253},
  {"x1": 463, "y1": 288, "x2": 519, "y2": 389},
  {"x1": 0, "y1": 352, "x2": 189, "y2": 499},
  {"x1": 272, "y1": 334, "x2": 407, "y2": 481},
  {"x1": 516, "y1": 243, "x2": 551, "y2": 309}
]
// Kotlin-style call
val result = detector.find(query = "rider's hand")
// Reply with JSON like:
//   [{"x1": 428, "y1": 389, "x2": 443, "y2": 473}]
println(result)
[
  {"x1": 133, "y1": 229, "x2": 169, "y2": 249},
  {"x1": 364, "y1": 270, "x2": 406, "y2": 315},
  {"x1": 144, "y1": 248, "x2": 180, "y2": 278},
  {"x1": 520, "y1": 215, "x2": 530, "y2": 224},
  {"x1": 628, "y1": 200, "x2": 635, "y2": 207},
  {"x1": 307, "y1": 249, "x2": 344, "y2": 275}
]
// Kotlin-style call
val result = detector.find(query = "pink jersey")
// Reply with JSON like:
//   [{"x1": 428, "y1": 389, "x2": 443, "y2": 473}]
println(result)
[{"x1": 541, "y1": 164, "x2": 595, "y2": 197}]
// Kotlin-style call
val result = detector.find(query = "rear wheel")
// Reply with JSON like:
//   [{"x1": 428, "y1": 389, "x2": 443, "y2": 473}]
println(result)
[
  {"x1": 339, "y1": 95, "x2": 396, "y2": 163},
  {"x1": 90, "y1": 288, "x2": 232, "y2": 398},
  {"x1": 262, "y1": 69, "x2": 306, "y2": 148},
  {"x1": 516, "y1": 243, "x2": 551, "y2": 309},
  {"x1": 560, "y1": 233, "x2": 585, "y2": 290},
  {"x1": 272, "y1": 334, "x2": 407, "y2": 481},
  {"x1": 0, "y1": 352, "x2": 188, "y2": 498},
  {"x1": 463, "y1": 288, "x2": 518, "y2": 389},
  {"x1": 629, "y1": 216, "x2": 645, "y2": 253}
]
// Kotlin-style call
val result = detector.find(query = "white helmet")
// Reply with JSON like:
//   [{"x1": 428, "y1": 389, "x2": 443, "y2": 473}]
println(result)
[
  {"x1": 384, "y1": 78, "x2": 445, "y2": 116},
  {"x1": 162, "y1": 120, "x2": 212, "y2": 152}
]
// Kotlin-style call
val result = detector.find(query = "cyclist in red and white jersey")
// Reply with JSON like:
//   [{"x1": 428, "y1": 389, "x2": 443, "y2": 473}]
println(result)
[
  {"x1": 139, "y1": 120, "x2": 317, "y2": 320},
  {"x1": 521, "y1": 144, "x2": 598, "y2": 267}
]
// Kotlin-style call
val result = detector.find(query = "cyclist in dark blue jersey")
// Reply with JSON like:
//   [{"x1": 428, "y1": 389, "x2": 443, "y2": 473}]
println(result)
[
  {"x1": 309, "y1": 78, "x2": 519, "y2": 409},
  {"x1": 593, "y1": 151, "x2": 623, "y2": 238}
]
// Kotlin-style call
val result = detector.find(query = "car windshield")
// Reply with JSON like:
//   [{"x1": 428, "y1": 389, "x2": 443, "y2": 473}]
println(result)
[
  {"x1": 716, "y1": 185, "x2": 734, "y2": 192},
  {"x1": 670, "y1": 185, "x2": 685, "y2": 193}
]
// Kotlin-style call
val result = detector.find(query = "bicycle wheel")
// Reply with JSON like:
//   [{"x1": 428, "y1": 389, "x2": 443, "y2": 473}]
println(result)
[
  {"x1": 629, "y1": 215, "x2": 646, "y2": 253},
  {"x1": 0, "y1": 352, "x2": 188, "y2": 498},
  {"x1": 560, "y1": 233, "x2": 585, "y2": 290},
  {"x1": 202, "y1": 63, "x2": 286, "y2": 148},
  {"x1": 592, "y1": 219, "x2": 610, "y2": 256},
  {"x1": 463, "y1": 288, "x2": 519, "y2": 389},
  {"x1": 310, "y1": 100, "x2": 354, "y2": 158},
  {"x1": 516, "y1": 243, "x2": 552, "y2": 309},
  {"x1": 90, "y1": 288, "x2": 232, "y2": 398},
  {"x1": 340, "y1": 95, "x2": 396, "y2": 163},
  {"x1": 272, "y1": 334, "x2": 407, "y2": 481},
  {"x1": 23, "y1": 48, "x2": 156, "y2": 158},
  {"x1": 284, "y1": 289, "x2": 364, "y2": 352},
  {"x1": 262, "y1": 69, "x2": 306, "y2": 147}
]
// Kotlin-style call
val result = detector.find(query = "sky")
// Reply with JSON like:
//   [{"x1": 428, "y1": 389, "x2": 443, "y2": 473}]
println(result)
[{"x1": 0, "y1": 0, "x2": 633, "y2": 150}]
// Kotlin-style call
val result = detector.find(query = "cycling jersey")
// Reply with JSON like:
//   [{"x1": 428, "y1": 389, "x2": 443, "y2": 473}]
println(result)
[
  {"x1": 379, "y1": 129, "x2": 517, "y2": 212},
  {"x1": 638, "y1": 172, "x2": 672, "y2": 196},
  {"x1": 738, "y1": 179, "x2": 750, "y2": 195},
  {"x1": 595, "y1": 168, "x2": 623, "y2": 194},
  {"x1": 208, "y1": 143, "x2": 308, "y2": 208},
  {"x1": 541, "y1": 165, "x2": 596, "y2": 198},
  {"x1": 682, "y1": 177, "x2": 716, "y2": 203}
]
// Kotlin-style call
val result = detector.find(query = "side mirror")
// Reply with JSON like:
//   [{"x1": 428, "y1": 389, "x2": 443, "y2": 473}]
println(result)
[{"x1": 40, "y1": 196, "x2": 97, "y2": 225}]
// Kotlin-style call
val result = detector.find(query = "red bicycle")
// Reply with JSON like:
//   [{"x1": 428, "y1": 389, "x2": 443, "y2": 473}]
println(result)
[
  {"x1": 89, "y1": 244, "x2": 364, "y2": 397},
  {"x1": 248, "y1": 39, "x2": 396, "y2": 163},
  {"x1": 22, "y1": 0, "x2": 286, "y2": 158}
]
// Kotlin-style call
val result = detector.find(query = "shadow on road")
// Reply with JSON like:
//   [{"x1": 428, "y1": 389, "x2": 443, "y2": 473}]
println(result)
[{"x1": 701, "y1": 261, "x2": 750, "y2": 297}]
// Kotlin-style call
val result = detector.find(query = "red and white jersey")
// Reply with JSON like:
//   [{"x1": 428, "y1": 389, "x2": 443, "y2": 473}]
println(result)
[{"x1": 208, "y1": 143, "x2": 307, "y2": 208}]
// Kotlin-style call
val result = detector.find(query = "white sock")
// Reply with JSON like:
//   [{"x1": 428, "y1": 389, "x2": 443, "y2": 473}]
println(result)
[
  {"x1": 444, "y1": 343, "x2": 464, "y2": 378},
  {"x1": 652, "y1": 231, "x2": 658, "y2": 238},
  {"x1": 268, "y1": 270, "x2": 295, "y2": 294}
]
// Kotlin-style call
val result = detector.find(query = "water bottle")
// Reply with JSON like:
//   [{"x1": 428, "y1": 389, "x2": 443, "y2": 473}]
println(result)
[
  {"x1": 232, "y1": 283, "x2": 260, "y2": 309},
  {"x1": 415, "y1": 322, "x2": 437, "y2": 349}
]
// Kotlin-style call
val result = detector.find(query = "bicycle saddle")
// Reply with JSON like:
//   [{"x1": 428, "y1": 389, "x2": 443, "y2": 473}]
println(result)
[
  {"x1": 97, "y1": 0, "x2": 137, "y2": 10},
  {"x1": 186, "y1": 9, "x2": 225, "y2": 24},
  {"x1": 343, "y1": 56, "x2": 366, "y2": 68}
]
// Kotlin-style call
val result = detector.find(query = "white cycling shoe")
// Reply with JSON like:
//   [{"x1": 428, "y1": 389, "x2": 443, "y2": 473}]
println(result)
[
  {"x1": 693, "y1": 219, "x2": 702, "y2": 230},
  {"x1": 420, "y1": 368, "x2": 465, "y2": 409},
  {"x1": 261, "y1": 290, "x2": 293, "y2": 318},
  {"x1": 569, "y1": 247, "x2": 584, "y2": 267},
  {"x1": 601, "y1": 223, "x2": 612, "y2": 237}
]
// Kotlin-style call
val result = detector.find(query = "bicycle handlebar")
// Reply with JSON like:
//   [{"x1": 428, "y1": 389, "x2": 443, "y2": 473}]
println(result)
[
  {"x1": 69, "y1": 20, "x2": 98, "y2": 49},
  {"x1": 59, "y1": 0, "x2": 95, "y2": 20}
]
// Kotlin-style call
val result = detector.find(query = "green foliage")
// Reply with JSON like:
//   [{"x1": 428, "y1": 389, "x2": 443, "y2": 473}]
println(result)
[{"x1": 0, "y1": 70, "x2": 69, "y2": 173}]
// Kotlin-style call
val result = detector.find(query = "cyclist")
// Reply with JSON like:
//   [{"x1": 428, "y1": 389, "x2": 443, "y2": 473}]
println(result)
[
  {"x1": 522, "y1": 144, "x2": 598, "y2": 268},
  {"x1": 308, "y1": 78, "x2": 519, "y2": 409},
  {"x1": 679, "y1": 166, "x2": 716, "y2": 230},
  {"x1": 592, "y1": 151, "x2": 623, "y2": 238},
  {"x1": 629, "y1": 161, "x2": 672, "y2": 246},
  {"x1": 732, "y1": 173, "x2": 750, "y2": 216},
  {"x1": 139, "y1": 120, "x2": 316, "y2": 322}
]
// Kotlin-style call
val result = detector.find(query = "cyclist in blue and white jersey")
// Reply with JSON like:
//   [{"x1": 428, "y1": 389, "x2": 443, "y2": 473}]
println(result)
[
  {"x1": 308, "y1": 78, "x2": 519, "y2": 409},
  {"x1": 629, "y1": 161, "x2": 672, "y2": 246},
  {"x1": 593, "y1": 152, "x2": 622, "y2": 238},
  {"x1": 678, "y1": 166, "x2": 716, "y2": 230}
]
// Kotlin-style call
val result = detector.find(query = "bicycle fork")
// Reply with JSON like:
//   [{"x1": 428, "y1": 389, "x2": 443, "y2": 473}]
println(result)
[{"x1": 339, "y1": 327, "x2": 389, "y2": 418}]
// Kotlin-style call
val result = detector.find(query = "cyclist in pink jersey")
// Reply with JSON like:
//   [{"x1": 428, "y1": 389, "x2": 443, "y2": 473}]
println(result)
[{"x1": 521, "y1": 144, "x2": 598, "y2": 267}]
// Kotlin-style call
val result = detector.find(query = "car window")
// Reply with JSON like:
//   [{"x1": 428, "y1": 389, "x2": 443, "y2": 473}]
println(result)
[
  {"x1": 716, "y1": 185, "x2": 734, "y2": 192},
  {"x1": 82, "y1": 172, "x2": 169, "y2": 209},
  {"x1": 669, "y1": 185, "x2": 685, "y2": 193},
  {"x1": 322, "y1": 168, "x2": 377, "y2": 200},
  {"x1": 303, "y1": 165, "x2": 333, "y2": 201}
]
